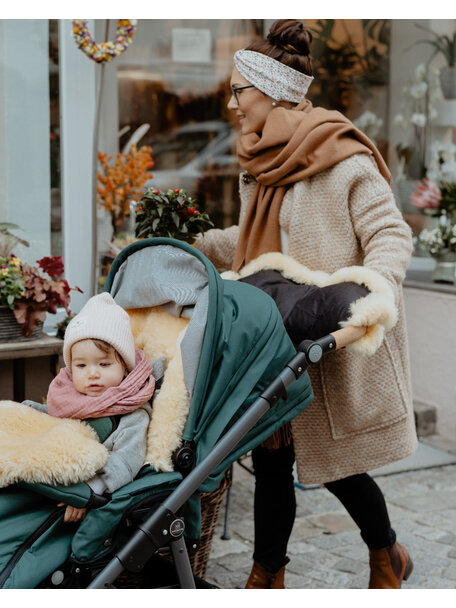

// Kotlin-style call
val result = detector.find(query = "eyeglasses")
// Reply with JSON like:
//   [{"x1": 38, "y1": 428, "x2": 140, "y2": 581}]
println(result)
[{"x1": 230, "y1": 84, "x2": 254, "y2": 103}]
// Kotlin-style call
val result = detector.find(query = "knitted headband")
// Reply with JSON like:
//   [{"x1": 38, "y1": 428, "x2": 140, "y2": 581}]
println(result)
[{"x1": 233, "y1": 49, "x2": 314, "y2": 103}]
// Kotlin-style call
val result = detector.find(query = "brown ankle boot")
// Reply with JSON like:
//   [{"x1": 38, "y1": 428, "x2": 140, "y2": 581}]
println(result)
[
  {"x1": 245, "y1": 557, "x2": 290, "y2": 589},
  {"x1": 368, "y1": 542, "x2": 413, "y2": 589}
]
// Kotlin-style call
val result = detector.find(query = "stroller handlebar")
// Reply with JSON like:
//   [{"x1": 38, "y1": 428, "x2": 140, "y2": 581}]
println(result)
[{"x1": 331, "y1": 325, "x2": 367, "y2": 350}]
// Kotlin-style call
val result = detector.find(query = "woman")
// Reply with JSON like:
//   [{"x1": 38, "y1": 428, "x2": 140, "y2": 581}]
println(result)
[{"x1": 196, "y1": 19, "x2": 417, "y2": 589}]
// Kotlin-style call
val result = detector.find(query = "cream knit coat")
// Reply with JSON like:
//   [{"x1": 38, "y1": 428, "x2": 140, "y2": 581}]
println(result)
[{"x1": 196, "y1": 153, "x2": 418, "y2": 484}]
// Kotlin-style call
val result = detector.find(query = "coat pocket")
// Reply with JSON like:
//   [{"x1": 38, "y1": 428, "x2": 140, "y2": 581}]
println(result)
[{"x1": 320, "y1": 335, "x2": 409, "y2": 439}]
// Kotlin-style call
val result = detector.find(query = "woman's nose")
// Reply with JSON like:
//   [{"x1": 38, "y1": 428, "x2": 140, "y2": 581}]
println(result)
[{"x1": 227, "y1": 93, "x2": 237, "y2": 111}]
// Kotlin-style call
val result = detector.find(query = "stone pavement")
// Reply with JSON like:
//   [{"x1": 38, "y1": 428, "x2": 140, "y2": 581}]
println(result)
[{"x1": 204, "y1": 436, "x2": 456, "y2": 589}]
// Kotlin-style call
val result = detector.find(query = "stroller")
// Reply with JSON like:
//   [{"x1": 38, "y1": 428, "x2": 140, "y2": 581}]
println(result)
[{"x1": 0, "y1": 238, "x2": 350, "y2": 589}]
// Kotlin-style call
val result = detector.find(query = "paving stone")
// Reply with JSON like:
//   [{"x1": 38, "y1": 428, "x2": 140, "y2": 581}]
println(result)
[
  {"x1": 307, "y1": 511, "x2": 358, "y2": 533},
  {"x1": 334, "y1": 556, "x2": 363, "y2": 574},
  {"x1": 208, "y1": 536, "x2": 249, "y2": 560},
  {"x1": 205, "y1": 461, "x2": 456, "y2": 589}
]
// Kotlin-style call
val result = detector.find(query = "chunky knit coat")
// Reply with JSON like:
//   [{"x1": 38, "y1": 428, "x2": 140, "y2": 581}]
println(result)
[{"x1": 196, "y1": 153, "x2": 418, "y2": 484}]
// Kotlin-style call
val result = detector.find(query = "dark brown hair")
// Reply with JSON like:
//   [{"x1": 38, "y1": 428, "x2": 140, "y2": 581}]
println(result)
[
  {"x1": 245, "y1": 19, "x2": 313, "y2": 77},
  {"x1": 92, "y1": 339, "x2": 124, "y2": 366}
]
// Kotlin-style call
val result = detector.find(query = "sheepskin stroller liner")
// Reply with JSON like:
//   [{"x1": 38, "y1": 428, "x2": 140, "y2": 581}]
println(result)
[{"x1": 0, "y1": 238, "x2": 315, "y2": 589}]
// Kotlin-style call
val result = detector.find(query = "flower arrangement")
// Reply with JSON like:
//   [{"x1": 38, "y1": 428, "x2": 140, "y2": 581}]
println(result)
[
  {"x1": 0, "y1": 255, "x2": 81, "y2": 337},
  {"x1": 97, "y1": 144, "x2": 154, "y2": 236},
  {"x1": 394, "y1": 63, "x2": 441, "y2": 180},
  {"x1": 413, "y1": 224, "x2": 456, "y2": 256},
  {"x1": 72, "y1": 20, "x2": 137, "y2": 64},
  {"x1": 135, "y1": 187, "x2": 214, "y2": 244},
  {"x1": 411, "y1": 178, "x2": 456, "y2": 256}
]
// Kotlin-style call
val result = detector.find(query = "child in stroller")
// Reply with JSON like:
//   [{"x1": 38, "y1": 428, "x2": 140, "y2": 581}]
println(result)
[{"x1": 32, "y1": 292, "x2": 156, "y2": 523}]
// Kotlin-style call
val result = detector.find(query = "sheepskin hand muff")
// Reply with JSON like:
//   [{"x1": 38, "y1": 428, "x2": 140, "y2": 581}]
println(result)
[
  {"x1": 0, "y1": 401, "x2": 108, "y2": 488},
  {"x1": 127, "y1": 306, "x2": 191, "y2": 472},
  {"x1": 222, "y1": 252, "x2": 398, "y2": 357}
]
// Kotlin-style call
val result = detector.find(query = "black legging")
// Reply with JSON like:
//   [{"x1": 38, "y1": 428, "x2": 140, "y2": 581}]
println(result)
[{"x1": 252, "y1": 443, "x2": 396, "y2": 573}]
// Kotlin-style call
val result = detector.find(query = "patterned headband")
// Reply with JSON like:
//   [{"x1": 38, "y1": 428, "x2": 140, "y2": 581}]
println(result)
[{"x1": 233, "y1": 49, "x2": 314, "y2": 103}]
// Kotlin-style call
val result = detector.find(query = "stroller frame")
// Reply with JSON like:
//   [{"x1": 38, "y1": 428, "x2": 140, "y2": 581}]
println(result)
[{"x1": 89, "y1": 336, "x2": 335, "y2": 589}]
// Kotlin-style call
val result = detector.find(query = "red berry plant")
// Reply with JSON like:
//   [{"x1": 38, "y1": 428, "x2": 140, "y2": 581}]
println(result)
[{"x1": 134, "y1": 187, "x2": 213, "y2": 244}]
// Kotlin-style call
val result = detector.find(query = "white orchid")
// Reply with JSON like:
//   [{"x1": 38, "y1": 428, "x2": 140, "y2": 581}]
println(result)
[
  {"x1": 410, "y1": 82, "x2": 428, "y2": 99},
  {"x1": 411, "y1": 113, "x2": 427, "y2": 127}
]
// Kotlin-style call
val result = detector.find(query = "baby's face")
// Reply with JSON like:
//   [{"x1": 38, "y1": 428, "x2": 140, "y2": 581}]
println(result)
[{"x1": 71, "y1": 340, "x2": 126, "y2": 397}]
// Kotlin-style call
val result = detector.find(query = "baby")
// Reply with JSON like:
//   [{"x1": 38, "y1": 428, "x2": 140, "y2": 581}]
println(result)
[{"x1": 45, "y1": 292, "x2": 155, "y2": 523}]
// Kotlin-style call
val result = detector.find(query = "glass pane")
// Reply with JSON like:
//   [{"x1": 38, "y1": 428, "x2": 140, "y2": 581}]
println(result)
[{"x1": 116, "y1": 19, "x2": 263, "y2": 230}]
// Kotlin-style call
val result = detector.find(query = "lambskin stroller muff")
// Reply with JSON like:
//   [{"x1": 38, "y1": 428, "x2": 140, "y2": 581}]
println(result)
[{"x1": 0, "y1": 238, "x2": 356, "y2": 589}]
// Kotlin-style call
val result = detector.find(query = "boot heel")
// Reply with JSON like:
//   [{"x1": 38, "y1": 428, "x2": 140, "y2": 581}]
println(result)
[{"x1": 403, "y1": 558, "x2": 414, "y2": 581}]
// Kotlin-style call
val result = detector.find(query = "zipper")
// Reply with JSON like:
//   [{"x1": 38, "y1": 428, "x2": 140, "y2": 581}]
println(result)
[{"x1": 0, "y1": 507, "x2": 64, "y2": 588}]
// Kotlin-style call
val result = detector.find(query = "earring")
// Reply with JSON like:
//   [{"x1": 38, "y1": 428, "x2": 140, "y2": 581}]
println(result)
[{"x1": 272, "y1": 101, "x2": 277, "y2": 107}]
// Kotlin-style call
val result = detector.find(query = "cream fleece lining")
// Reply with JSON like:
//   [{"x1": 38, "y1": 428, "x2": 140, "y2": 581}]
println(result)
[{"x1": 0, "y1": 401, "x2": 108, "y2": 487}]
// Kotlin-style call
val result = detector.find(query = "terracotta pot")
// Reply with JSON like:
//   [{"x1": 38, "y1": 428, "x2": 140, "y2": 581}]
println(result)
[{"x1": 0, "y1": 305, "x2": 43, "y2": 342}]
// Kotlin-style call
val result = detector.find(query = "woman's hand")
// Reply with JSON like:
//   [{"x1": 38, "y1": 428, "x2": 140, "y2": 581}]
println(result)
[{"x1": 58, "y1": 502, "x2": 87, "y2": 523}]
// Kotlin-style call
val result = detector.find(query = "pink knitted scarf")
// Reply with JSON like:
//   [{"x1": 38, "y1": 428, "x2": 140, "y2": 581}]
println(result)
[{"x1": 47, "y1": 349, "x2": 155, "y2": 419}]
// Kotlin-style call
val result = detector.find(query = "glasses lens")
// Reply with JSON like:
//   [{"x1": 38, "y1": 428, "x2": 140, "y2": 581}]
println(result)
[{"x1": 231, "y1": 87, "x2": 239, "y2": 103}]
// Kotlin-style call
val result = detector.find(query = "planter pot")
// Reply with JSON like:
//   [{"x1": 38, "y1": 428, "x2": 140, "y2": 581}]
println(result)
[
  {"x1": 439, "y1": 66, "x2": 456, "y2": 100},
  {"x1": 0, "y1": 306, "x2": 43, "y2": 342},
  {"x1": 432, "y1": 250, "x2": 456, "y2": 284}
]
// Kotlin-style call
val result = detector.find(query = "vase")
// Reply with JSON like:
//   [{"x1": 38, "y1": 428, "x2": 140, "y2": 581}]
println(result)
[
  {"x1": 396, "y1": 179, "x2": 419, "y2": 214},
  {"x1": 0, "y1": 305, "x2": 43, "y2": 342},
  {"x1": 432, "y1": 250, "x2": 456, "y2": 284},
  {"x1": 439, "y1": 66, "x2": 456, "y2": 100}
]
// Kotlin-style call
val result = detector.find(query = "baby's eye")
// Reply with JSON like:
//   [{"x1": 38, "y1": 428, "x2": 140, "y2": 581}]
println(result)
[
  {"x1": 100, "y1": 362, "x2": 111, "y2": 367},
  {"x1": 76, "y1": 364, "x2": 86, "y2": 368}
]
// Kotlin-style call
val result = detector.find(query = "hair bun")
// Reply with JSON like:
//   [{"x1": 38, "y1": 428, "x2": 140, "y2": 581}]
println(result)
[{"x1": 267, "y1": 19, "x2": 312, "y2": 57}]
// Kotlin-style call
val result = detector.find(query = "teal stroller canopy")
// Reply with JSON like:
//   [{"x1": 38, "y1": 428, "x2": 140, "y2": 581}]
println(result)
[{"x1": 0, "y1": 238, "x2": 313, "y2": 589}]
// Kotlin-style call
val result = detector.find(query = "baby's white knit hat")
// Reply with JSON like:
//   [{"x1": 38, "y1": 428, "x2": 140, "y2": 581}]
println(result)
[{"x1": 63, "y1": 292, "x2": 136, "y2": 371}]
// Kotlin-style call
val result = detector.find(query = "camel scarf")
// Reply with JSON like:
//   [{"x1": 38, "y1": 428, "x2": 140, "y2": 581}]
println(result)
[
  {"x1": 46, "y1": 349, "x2": 155, "y2": 419},
  {"x1": 232, "y1": 99, "x2": 392, "y2": 272}
]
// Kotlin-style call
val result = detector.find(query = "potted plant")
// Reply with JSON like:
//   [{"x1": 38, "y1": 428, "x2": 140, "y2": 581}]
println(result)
[
  {"x1": 134, "y1": 187, "x2": 213, "y2": 244},
  {"x1": 411, "y1": 177, "x2": 456, "y2": 283},
  {"x1": 0, "y1": 254, "x2": 81, "y2": 341},
  {"x1": 414, "y1": 23, "x2": 456, "y2": 99}
]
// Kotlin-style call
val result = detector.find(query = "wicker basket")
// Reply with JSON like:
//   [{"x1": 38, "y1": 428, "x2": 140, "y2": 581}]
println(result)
[
  {"x1": 0, "y1": 305, "x2": 43, "y2": 342},
  {"x1": 189, "y1": 467, "x2": 232, "y2": 579}
]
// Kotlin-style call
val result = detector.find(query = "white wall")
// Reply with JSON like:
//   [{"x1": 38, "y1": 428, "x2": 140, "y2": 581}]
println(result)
[
  {"x1": 0, "y1": 19, "x2": 50, "y2": 263},
  {"x1": 404, "y1": 286, "x2": 456, "y2": 441}
]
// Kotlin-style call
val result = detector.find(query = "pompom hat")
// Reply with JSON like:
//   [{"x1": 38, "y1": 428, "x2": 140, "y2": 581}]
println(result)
[{"x1": 63, "y1": 293, "x2": 136, "y2": 371}]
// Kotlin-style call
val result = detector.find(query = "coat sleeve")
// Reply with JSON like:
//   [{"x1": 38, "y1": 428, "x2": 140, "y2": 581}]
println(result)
[
  {"x1": 86, "y1": 404, "x2": 152, "y2": 495},
  {"x1": 346, "y1": 155, "x2": 413, "y2": 303},
  {"x1": 194, "y1": 225, "x2": 240, "y2": 271}
]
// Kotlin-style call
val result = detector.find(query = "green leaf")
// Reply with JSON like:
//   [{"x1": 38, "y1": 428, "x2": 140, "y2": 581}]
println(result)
[
  {"x1": 152, "y1": 218, "x2": 160, "y2": 231},
  {"x1": 7, "y1": 294, "x2": 15, "y2": 305},
  {"x1": 171, "y1": 212, "x2": 180, "y2": 228},
  {"x1": 181, "y1": 223, "x2": 188, "y2": 233}
]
